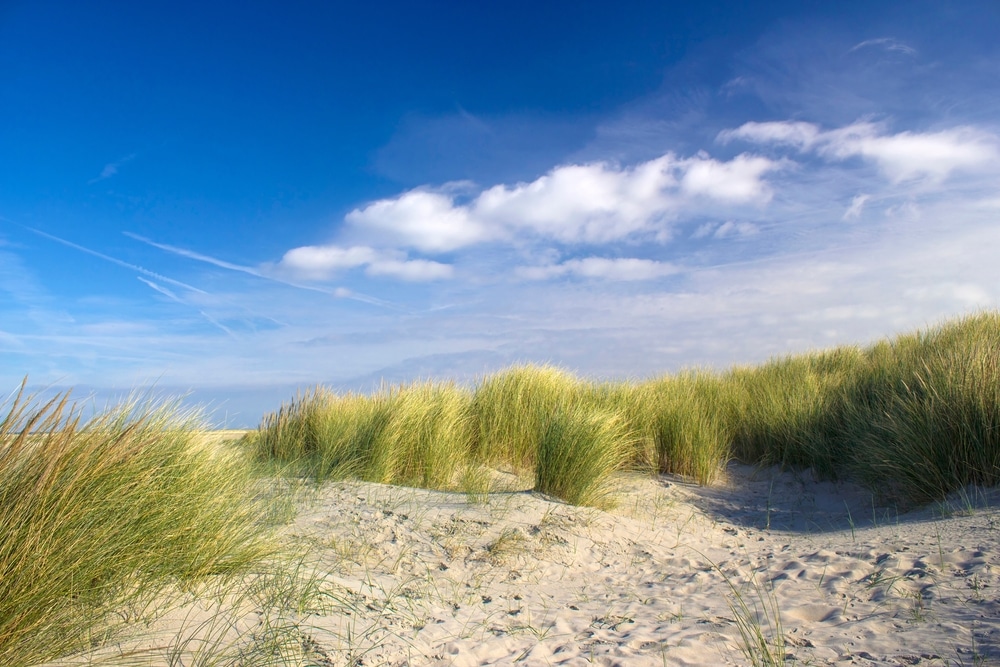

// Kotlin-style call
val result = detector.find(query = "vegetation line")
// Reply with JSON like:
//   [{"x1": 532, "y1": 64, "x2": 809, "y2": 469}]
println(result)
[{"x1": 246, "y1": 310, "x2": 1000, "y2": 509}]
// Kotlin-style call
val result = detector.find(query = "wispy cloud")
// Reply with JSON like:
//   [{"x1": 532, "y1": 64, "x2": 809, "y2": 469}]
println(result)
[
  {"x1": 517, "y1": 257, "x2": 679, "y2": 281},
  {"x1": 849, "y1": 37, "x2": 917, "y2": 56},
  {"x1": 719, "y1": 121, "x2": 999, "y2": 183},
  {"x1": 88, "y1": 153, "x2": 136, "y2": 184},
  {"x1": 136, "y1": 277, "x2": 237, "y2": 338},
  {"x1": 842, "y1": 194, "x2": 870, "y2": 220},
  {"x1": 692, "y1": 221, "x2": 760, "y2": 239}
]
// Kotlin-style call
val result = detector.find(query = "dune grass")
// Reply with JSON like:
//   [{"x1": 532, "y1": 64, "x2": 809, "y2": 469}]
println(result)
[
  {"x1": 247, "y1": 382, "x2": 472, "y2": 489},
  {"x1": 534, "y1": 405, "x2": 635, "y2": 508},
  {"x1": 0, "y1": 385, "x2": 278, "y2": 667},
  {"x1": 4, "y1": 310, "x2": 1000, "y2": 665},
  {"x1": 470, "y1": 364, "x2": 583, "y2": 474},
  {"x1": 246, "y1": 310, "x2": 1000, "y2": 508}
]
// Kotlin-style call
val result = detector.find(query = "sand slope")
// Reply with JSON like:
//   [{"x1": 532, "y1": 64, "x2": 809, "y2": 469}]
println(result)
[
  {"x1": 274, "y1": 465, "x2": 1000, "y2": 666},
  {"x1": 46, "y1": 464, "x2": 1000, "y2": 666}
]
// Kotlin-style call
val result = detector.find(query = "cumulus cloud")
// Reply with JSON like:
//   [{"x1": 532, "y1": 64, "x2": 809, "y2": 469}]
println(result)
[
  {"x1": 278, "y1": 245, "x2": 379, "y2": 279},
  {"x1": 276, "y1": 244, "x2": 451, "y2": 282},
  {"x1": 345, "y1": 190, "x2": 491, "y2": 252},
  {"x1": 680, "y1": 153, "x2": 780, "y2": 202},
  {"x1": 344, "y1": 152, "x2": 782, "y2": 252},
  {"x1": 720, "y1": 121, "x2": 999, "y2": 183},
  {"x1": 518, "y1": 257, "x2": 679, "y2": 281},
  {"x1": 821, "y1": 124, "x2": 998, "y2": 182},
  {"x1": 473, "y1": 158, "x2": 677, "y2": 244}
]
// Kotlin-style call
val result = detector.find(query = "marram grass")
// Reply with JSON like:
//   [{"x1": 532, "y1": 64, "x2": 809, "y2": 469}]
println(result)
[
  {"x1": 5, "y1": 310, "x2": 998, "y2": 663},
  {"x1": 470, "y1": 364, "x2": 583, "y2": 474},
  {"x1": 534, "y1": 405, "x2": 635, "y2": 508},
  {"x1": 0, "y1": 385, "x2": 276, "y2": 667},
  {"x1": 249, "y1": 310, "x2": 1000, "y2": 507}
]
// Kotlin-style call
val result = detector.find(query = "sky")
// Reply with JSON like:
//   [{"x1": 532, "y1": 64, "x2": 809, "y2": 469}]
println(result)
[{"x1": 2, "y1": 1, "x2": 999, "y2": 427}]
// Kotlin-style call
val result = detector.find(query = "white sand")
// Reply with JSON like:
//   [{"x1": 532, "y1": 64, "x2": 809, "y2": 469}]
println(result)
[{"x1": 52, "y1": 465, "x2": 1000, "y2": 666}]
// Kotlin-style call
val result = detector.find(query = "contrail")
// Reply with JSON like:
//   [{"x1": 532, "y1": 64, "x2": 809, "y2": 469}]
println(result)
[
  {"x1": 22, "y1": 225, "x2": 207, "y2": 294},
  {"x1": 137, "y1": 277, "x2": 237, "y2": 339},
  {"x1": 124, "y1": 231, "x2": 263, "y2": 276},
  {"x1": 125, "y1": 231, "x2": 410, "y2": 312}
]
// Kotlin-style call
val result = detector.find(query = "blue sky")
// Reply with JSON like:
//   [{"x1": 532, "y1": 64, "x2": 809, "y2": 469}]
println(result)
[{"x1": 2, "y1": 1, "x2": 999, "y2": 426}]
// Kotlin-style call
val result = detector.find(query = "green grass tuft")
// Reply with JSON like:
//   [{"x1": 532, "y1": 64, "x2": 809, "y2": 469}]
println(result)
[
  {"x1": 470, "y1": 364, "x2": 582, "y2": 474},
  {"x1": 534, "y1": 405, "x2": 634, "y2": 508},
  {"x1": 0, "y1": 384, "x2": 276, "y2": 667}
]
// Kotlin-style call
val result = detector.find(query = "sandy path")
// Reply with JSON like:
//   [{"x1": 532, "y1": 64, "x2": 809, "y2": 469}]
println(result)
[{"x1": 277, "y1": 466, "x2": 1000, "y2": 666}]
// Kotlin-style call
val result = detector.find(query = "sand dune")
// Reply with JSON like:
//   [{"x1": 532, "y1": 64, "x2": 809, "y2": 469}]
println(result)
[{"x1": 54, "y1": 464, "x2": 1000, "y2": 666}]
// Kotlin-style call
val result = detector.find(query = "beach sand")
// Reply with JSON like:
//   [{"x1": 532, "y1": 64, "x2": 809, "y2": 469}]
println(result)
[{"x1": 54, "y1": 464, "x2": 1000, "y2": 666}]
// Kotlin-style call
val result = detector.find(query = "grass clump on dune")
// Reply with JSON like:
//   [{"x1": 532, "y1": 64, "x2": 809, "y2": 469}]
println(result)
[
  {"x1": 246, "y1": 366, "x2": 640, "y2": 507},
  {"x1": 373, "y1": 382, "x2": 472, "y2": 489},
  {"x1": 249, "y1": 310, "x2": 1000, "y2": 508},
  {"x1": 718, "y1": 347, "x2": 864, "y2": 476},
  {"x1": 838, "y1": 313, "x2": 1000, "y2": 503},
  {"x1": 534, "y1": 405, "x2": 635, "y2": 508},
  {"x1": 0, "y1": 385, "x2": 276, "y2": 667},
  {"x1": 640, "y1": 372, "x2": 731, "y2": 485},
  {"x1": 246, "y1": 382, "x2": 472, "y2": 490},
  {"x1": 709, "y1": 311, "x2": 1000, "y2": 503},
  {"x1": 470, "y1": 364, "x2": 583, "y2": 474}
]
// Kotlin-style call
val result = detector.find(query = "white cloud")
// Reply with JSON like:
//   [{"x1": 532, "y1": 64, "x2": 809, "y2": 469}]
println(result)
[
  {"x1": 679, "y1": 153, "x2": 780, "y2": 202},
  {"x1": 821, "y1": 124, "x2": 999, "y2": 183},
  {"x1": 721, "y1": 121, "x2": 999, "y2": 183},
  {"x1": 849, "y1": 37, "x2": 917, "y2": 56},
  {"x1": 276, "y1": 244, "x2": 451, "y2": 282},
  {"x1": 344, "y1": 152, "x2": 781, "y2": 252},
  {"x1": 474, "y1": 158, "x2": 677, "y2": 243},
  {"x1": 277, "y1": 245, "x2": 379, "y2": 279},
  {"x1": 345, "y1": 190, "x2": 491, "y2": 252},
  {"x1": 366, "y1": 259, "x2": 454, "y2": 281},
  {"x1": 518, "y1": 257, "x2": 679, "y2": 281},
  {"x1": 843, "y1": 194, "x2": 870, "y2": 220}
]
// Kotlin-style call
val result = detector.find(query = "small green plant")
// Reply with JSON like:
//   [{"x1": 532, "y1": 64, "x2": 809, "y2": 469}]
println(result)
[
  {"x1": 709, "y1": 557, "x2": 786, "y2": 667},
  {"x1": 485, "y1": 527, "x2": 529, "y2": 565}
]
